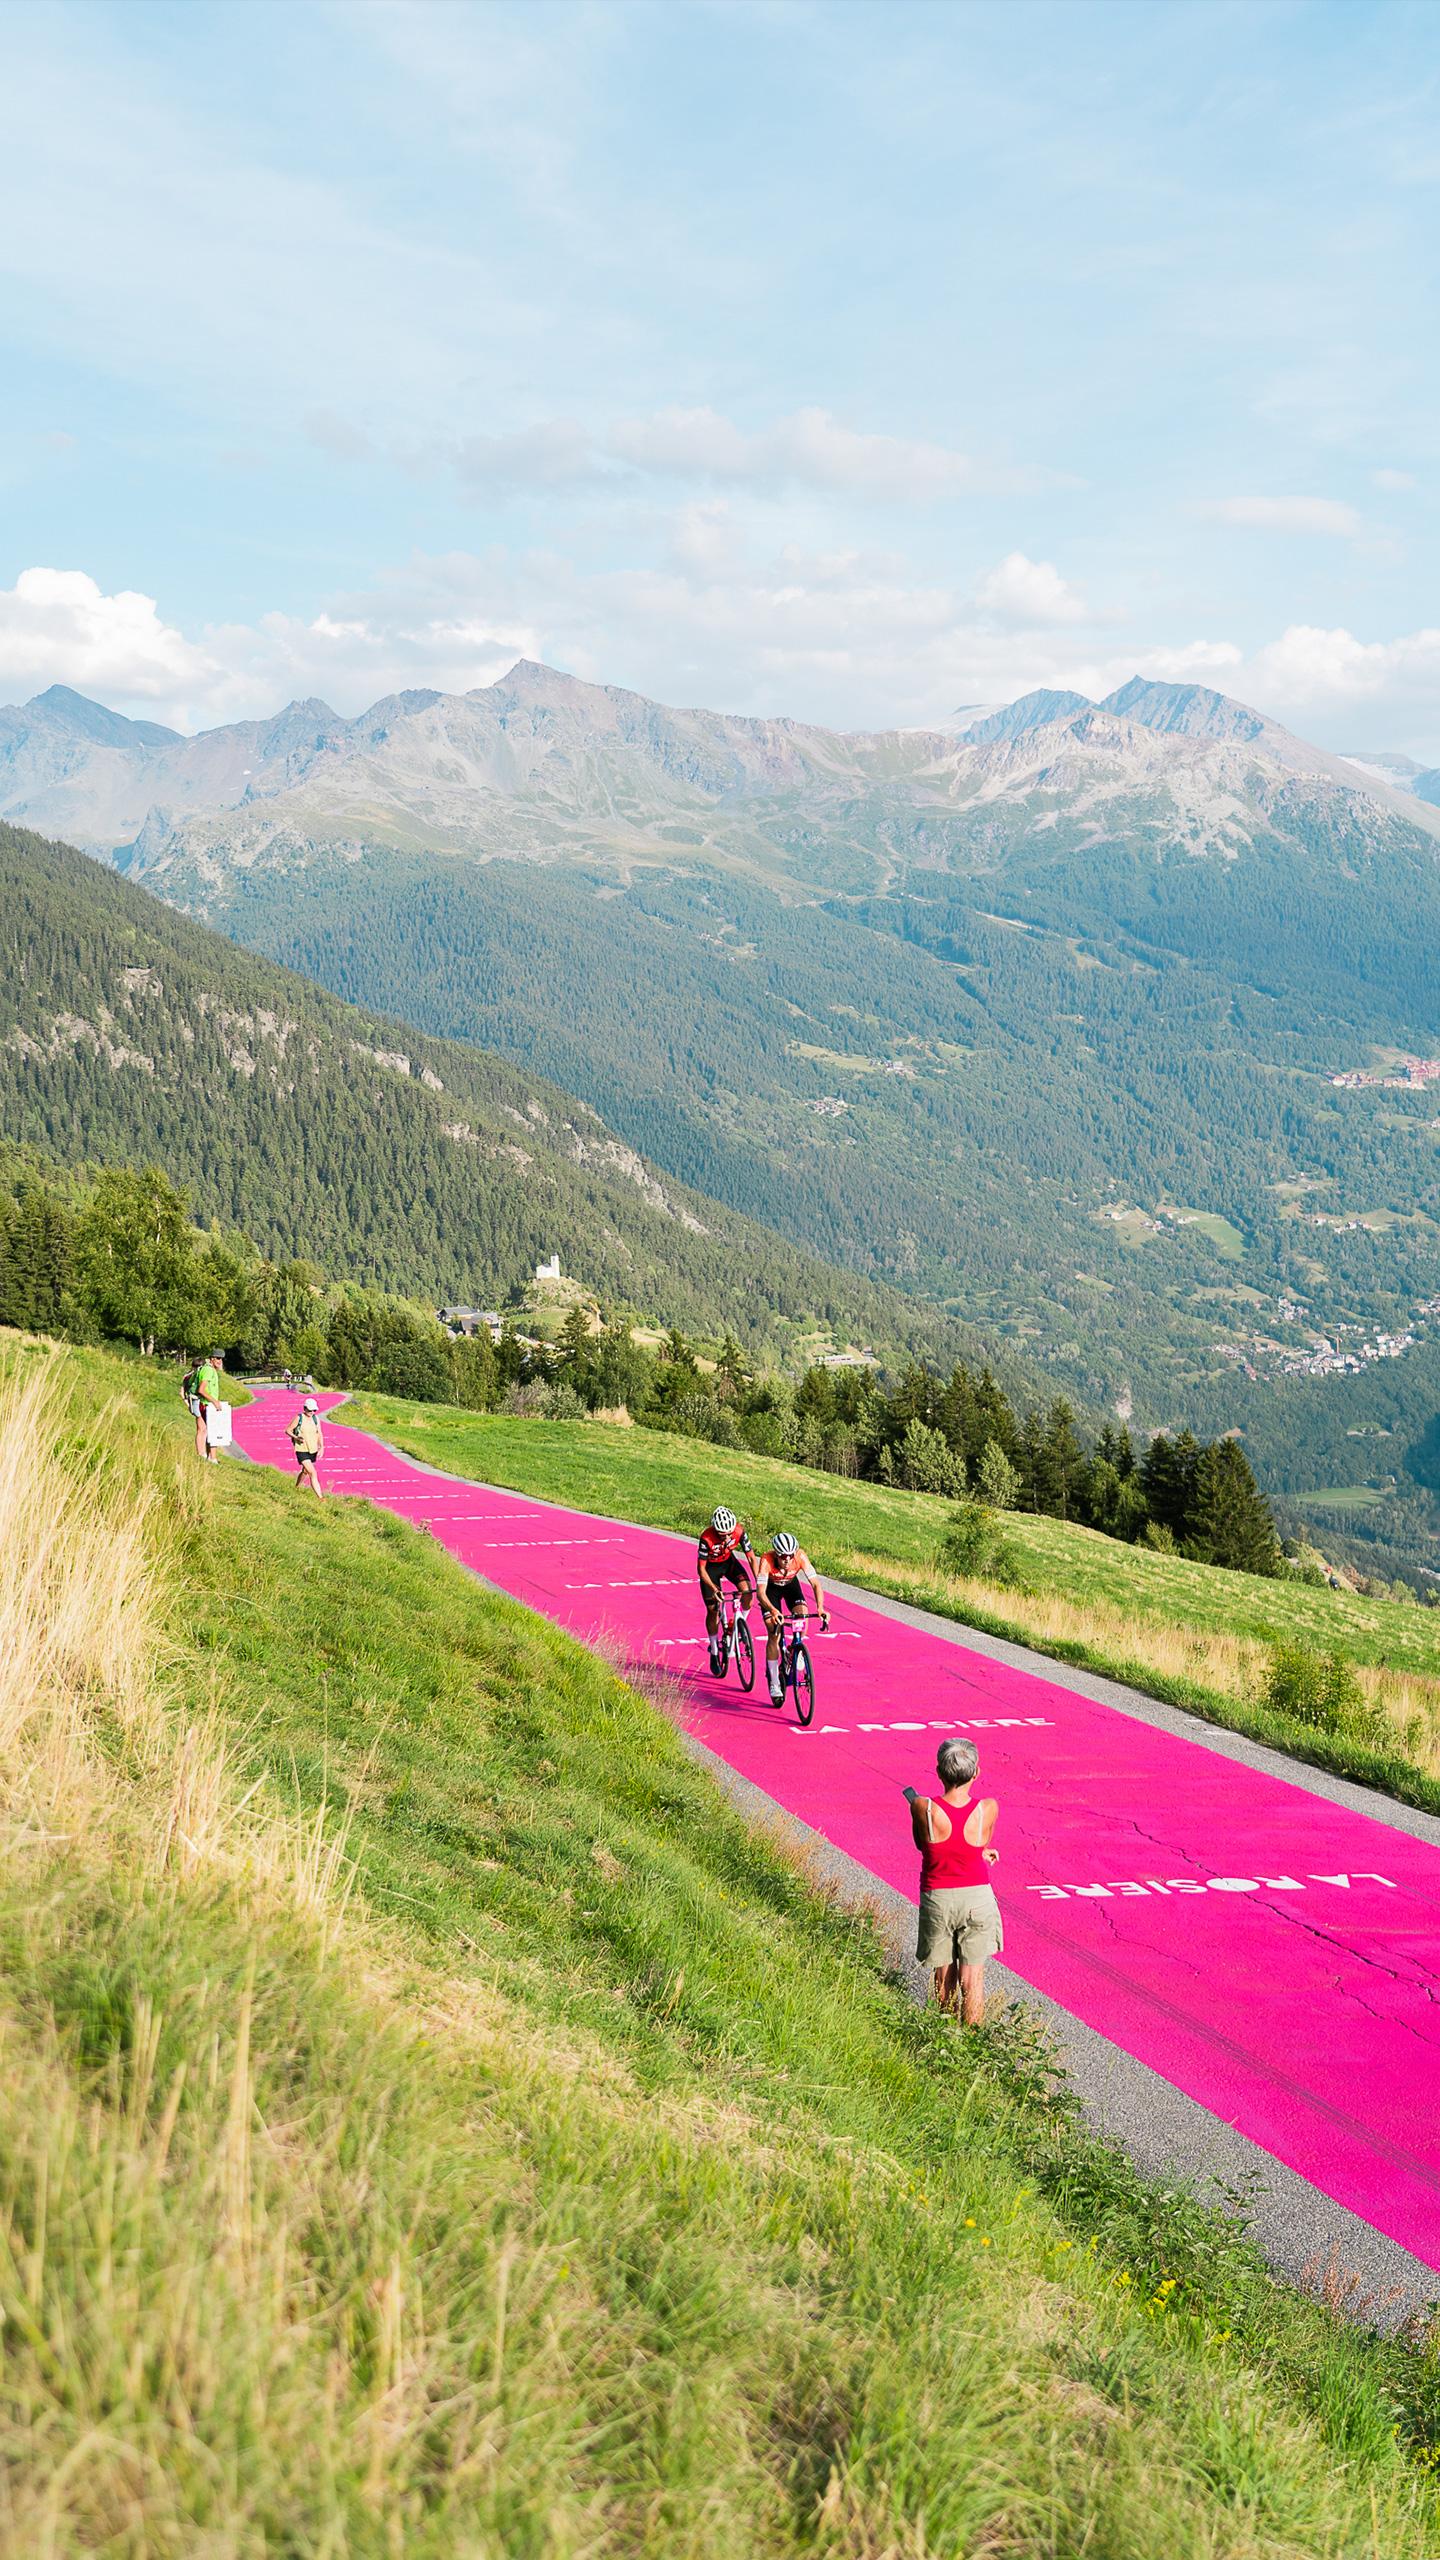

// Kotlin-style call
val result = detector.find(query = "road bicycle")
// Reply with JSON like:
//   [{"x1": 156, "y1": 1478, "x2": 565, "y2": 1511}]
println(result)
[
  {"x1": 772, "y1": 1606, "x2": 817, "y2": 1726},
  {"x1": 709, "y1": 1582, "x2": 755, "y2": 1691}
]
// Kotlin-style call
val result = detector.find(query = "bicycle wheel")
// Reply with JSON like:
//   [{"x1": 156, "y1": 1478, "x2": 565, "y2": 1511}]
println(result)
[
  {"x1": 790, "y1": 1640, "x2": 814, "y2": 1726},
  {"x1": 734, "y1": 1615, "x2": 755, "y2": 1691}
]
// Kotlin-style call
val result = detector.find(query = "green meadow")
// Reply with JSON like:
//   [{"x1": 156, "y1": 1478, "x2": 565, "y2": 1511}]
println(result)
[{"x1": 3, "y1": 1331, "x2": 1440, "y2": 2555}]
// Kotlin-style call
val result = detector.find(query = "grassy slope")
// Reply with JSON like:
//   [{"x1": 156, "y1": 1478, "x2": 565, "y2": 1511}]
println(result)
[
  {"x1": 349, "y1": 1400, "x2": 1440, "y2": 1812},
  {"x1": 4, "y1": 1331, "x2": 1440, "y2": 2555}
]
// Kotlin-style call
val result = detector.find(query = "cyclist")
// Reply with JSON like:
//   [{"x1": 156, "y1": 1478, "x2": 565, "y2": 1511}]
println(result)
[
  {"x1": 697, "y1": 1506, "x2": 761, "y2": 1671},
  {"x1": 757, "y1": 1530, "x2": 829, "y2": 1707}
]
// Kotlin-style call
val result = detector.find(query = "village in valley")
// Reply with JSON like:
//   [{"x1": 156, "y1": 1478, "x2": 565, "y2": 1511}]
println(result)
[{"x1": 1328, "y1": 1055, "x2": 1440, "y2": 1094}]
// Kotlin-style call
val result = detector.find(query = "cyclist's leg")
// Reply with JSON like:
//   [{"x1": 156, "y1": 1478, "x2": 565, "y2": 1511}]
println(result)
[
  {"x1": 761, "y1": 1577, "x2": 784, "y2": 1688},
  {"x1": 764, "y1": 1582, "x2": 792, "y2": 1702},
  {"x1": 699, "y1": 1566, "x2": 721, "y2": 1646}
]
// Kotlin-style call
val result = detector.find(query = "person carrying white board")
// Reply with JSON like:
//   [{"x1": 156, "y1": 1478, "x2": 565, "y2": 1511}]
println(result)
[{"x1": 193, "y1": 1351, "x2": 225, "y2": 1465}]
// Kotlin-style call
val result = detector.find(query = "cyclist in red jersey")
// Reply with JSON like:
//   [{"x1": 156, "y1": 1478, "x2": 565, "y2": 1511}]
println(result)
[{"x1": 696, "y1": 1506, "x2": 766, "y2": 1662}]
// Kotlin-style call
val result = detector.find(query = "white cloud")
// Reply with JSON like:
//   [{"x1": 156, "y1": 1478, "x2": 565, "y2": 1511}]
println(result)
[
  {"x1": 607, "y1": 405, "x2": 977, "y2": 501},
  {"x1": 0, "y1": 568, "x2": 220, "y2": 705},
  {"x1": 1201, "y1": 494, "x2": 1365, "y2": 538},
  {"x1": 452, "y1": 419, "x2": 598, "y2": 489},
  {"x1": 973, "y1": 550, "x2": 1090, "y2": 626},
  {"x1": 425, "y1": 403, "x2": 988, "y2": 502},
  {"x1": 1249, "y1": 622, "x2": 1440, "y2": 715},
  {"x1": 7, "y1": 553, "x2": 1440, "y2": 762},
  {"x1": 1372, "y1": 468, "x2": 1416, "y2": 493}
]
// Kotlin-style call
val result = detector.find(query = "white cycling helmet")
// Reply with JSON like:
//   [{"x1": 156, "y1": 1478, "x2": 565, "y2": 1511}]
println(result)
[
  {"x1": 772, "y1": 1531, "x2": 799, "y2": 1558},
  {"x1": 710, "y1": 1505, "x2": 737, "y2": 1535}
]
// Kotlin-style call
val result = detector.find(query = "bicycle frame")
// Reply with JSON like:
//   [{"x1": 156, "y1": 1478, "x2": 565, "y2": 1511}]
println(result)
[{"x1": 708, "y1": 1577, "x2": 756, "y2": 1691}]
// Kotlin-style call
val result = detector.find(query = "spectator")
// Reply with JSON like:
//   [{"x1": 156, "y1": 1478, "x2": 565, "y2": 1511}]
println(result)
[
  {"x1": 905, "y1": 1738, "x2": 1001, "y2": 2024},
  {"x1": 194, "y1": 1350, "x2": 224, "y2": 1466},
  {"x1": 288, "y1": 1395, "x2": 326, "y2": 1497},
  {"x1": 180, "y1": 1355, "x2": 205, "y2": 1462}
]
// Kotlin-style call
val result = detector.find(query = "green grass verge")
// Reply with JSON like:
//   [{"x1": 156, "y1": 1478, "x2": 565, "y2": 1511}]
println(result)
[
  {"x1": 346, "y1": 1399, "x2": 1440, "y2": 1815},
  {"x1": 5, "y1": 1333, "x2": 1440, "y2": 2554}
]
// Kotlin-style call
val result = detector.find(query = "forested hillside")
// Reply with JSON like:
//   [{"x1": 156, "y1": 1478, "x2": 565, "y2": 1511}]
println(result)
[
  {"x1": 46, "y1": 662, "x2": 1432, "y2": 1520},
  {"x1": 0, "y1": 821, "x2": 1009, "y2": 1372}
]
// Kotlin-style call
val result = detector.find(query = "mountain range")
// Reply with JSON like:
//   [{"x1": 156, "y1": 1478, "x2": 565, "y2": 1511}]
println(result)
[
  {"x1": 4, "y1": 663, "x2": 1439, "y2": 868},
  {"x1": 3, "y1": 661, "x2": 1439, "y2": 1552}
]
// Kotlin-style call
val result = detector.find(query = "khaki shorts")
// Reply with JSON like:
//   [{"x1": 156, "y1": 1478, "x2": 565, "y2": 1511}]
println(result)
[{"x1": 917, "y1": 1885, "x2": 1003, "y2": 1968}]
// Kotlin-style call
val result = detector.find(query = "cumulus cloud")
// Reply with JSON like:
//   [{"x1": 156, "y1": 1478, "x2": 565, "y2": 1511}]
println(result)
[
  {"x1": 0, "y1": 568, "x2": 221, "y2": 706},
  {"x1": 1250, "y1": 622, "x2": 1440, "y2": 713},
  {"x1": 1200, "y1": 495, "x2": 1365, "y2": 539},
  {"x1": 973, "y1": 550, "x2": 1090, "y2": 626},
  {"x1": 6, "y1": 552, "x2": 1439, "y2": 758}
]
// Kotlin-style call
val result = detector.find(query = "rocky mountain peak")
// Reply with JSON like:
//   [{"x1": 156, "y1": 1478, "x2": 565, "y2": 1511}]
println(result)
[
  {"x1": 959, "y1": 689, "x2": 1093, "y2": 745},
  {"x1": 1099, "y1": 678, "x2": 1269, "y2": 744},
  {"x1": 25, "y1": 685, "x2": 181, "y2": 751}
]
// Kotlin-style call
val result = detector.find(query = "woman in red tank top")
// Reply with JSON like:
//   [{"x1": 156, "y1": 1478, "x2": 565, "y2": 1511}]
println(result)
[{"x1": 907, "y1": 1737, "x2": 1000, "y2": 2024}]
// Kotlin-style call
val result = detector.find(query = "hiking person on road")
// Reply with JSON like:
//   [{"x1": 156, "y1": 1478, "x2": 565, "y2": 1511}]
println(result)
[
  {"x1": 288, "y1": 1395, "x2": 326, "y2": 1497},
  {"x1": 905, "y1": 1737, "x2": 1001, "y2": 2025}
]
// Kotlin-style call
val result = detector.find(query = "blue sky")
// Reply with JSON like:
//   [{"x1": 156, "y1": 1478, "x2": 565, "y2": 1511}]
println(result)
[{"x1": 2, "y1": 0, "x2": 1438, "y2": 748}]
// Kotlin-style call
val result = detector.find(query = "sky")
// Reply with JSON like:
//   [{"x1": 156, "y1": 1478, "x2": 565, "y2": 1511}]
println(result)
[{"x1": 2, "y1": 0, "x2": 1439, "y2": 752}]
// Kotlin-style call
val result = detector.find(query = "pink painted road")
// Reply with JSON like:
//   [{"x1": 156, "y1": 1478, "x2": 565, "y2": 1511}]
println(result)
[{"x1": 236, "y1": 1391, "x2": 1440, "y2": 2272}]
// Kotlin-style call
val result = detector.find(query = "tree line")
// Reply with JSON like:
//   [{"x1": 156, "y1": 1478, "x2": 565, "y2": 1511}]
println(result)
[{"x1": 1, "y1": 1152, "x2": 1282, "y2": 1579}]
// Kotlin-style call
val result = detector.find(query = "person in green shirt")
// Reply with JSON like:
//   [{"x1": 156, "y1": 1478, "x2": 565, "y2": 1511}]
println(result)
[{"x1": 194, "y1": 1353, "x2": 224, "y2": 1464}]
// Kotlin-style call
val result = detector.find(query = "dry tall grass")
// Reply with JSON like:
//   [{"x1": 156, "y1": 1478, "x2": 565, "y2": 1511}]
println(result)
[
  {"x1": 0, "y1": 1354, "x2": 355, "y2": 1912},
  {"x1": 0, "y1": 1356, "x2": 170, "y2": 1843},
  {"x1": 847, "y1": 1547, "x2": 1440, "y2": 1771}
]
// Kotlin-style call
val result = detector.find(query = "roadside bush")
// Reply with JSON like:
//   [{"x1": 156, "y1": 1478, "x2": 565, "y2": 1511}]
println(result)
[
  {"x1": 663, "y1": 1393, "x2": 741, "y2": 1448},
  {"x1": 544, "y1": 1379, "x2": 587, "y2": 1421},
  {"x1": 502, "y1": 1381, "x2": 553, "y2": 1418},
  {"x1": 1264, "y1": 1643, "x2": 1388, "y2": 1747},
  {"x1": 976, "y1": 1437, "x2": 1019, "y2": 1509},
  {"x1": 937, "y1": 1496, "x2": 1029, "y2": 1592},
  {"x1": 738, "y1": 1410, "x2": 791, "y2": 1460}
]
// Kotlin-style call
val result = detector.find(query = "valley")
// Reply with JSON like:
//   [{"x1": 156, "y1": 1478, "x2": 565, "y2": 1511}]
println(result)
[{"x1": 4, "y1": 665, "x2": 1440, "y2": 1561}]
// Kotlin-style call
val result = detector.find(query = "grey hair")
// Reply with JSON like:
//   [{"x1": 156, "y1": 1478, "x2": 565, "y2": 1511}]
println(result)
[{"x1": 936, "y1": 1736, "x2": 978, "y2": 1788}]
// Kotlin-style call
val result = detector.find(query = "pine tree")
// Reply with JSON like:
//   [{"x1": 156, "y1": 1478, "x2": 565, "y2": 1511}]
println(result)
[
  {"x1": 1187, "y1": 1439, "x2": 1282, "y2": 1577},
  {"x1": 717, "y1": 1333, "x2": 747, "y2": 1394},
  {"x1": 558, "y1": 1304, "x2": 593, "y2": 1368},
  {"x1": 1041, "y1": 1399, "x2": 1089, "y2": 1521},
  {"x1": 1141, "y1": 1429, "x2": 1202, "y2": 1537}
]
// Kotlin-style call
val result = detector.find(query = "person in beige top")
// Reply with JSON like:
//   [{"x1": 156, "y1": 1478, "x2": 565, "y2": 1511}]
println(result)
[{"x1": 288, "y1": 1396, "x2": 326, "y2": 1497}]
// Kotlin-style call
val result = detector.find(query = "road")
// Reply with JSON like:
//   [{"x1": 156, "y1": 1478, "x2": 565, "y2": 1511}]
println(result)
[{"x1": 234, "y1": 1390, "x2": 1440, "y2": 2297}]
